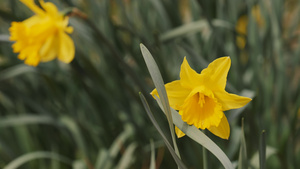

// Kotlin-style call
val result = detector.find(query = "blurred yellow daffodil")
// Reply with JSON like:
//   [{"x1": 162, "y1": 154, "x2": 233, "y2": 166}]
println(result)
[
  {"x1": 236, "y1": 5, "x2": 265, "y2": 49},
  {"x1": 9, "y1": 0, "x2": 75, "y2": 66},
  {"x1": 151, "y1": 57, "x2": 251, "y2": 139}
]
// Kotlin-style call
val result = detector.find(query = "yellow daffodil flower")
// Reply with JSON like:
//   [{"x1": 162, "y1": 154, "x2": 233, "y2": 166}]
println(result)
[
  {"x1": 151, "y1": 57, "x2": 252, "y2": 139},
  {"x1": 9, "y1": 0, "x2": 75, "y2": 66}
]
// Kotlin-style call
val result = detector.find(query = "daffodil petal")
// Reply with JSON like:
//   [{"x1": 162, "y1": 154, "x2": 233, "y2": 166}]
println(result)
[
  {"x1": 175, "y1": 126, "x2": 185, "y2": 138},
  {"x1": 207, "y1": 113, "x2": 230, "y2": 139},
  {"x1": 214, "y1": 91, "x2": 252, "y2": 111},
  {"x1": 201, "y1": 57, "x2": 231, "y2": 90},
  {"x1": 58, "y1": 31, "x2": 75, "y2": 63},
  {"x1": 24, "y1": 48, "x2": 40, "y2": 66},
  {"x1": 39, "y1": 35, "x2": 57, "y2": 62},
  {"x1": 40, "y1": 0, "x2": 59, "y2": 16},
  {"x1": 20, "y1": 0, "x2": 45, "y2": 16},
  {"x1": 151, "y1": 80, "x2": 190, "y2": 110},
  {"x1": 179, "y1": 57, "x2": 202, "y2": 88}
]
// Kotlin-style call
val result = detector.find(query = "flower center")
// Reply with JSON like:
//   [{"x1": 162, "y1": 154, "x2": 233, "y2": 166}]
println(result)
[{"x1": 179, "y1": 90, "x2": 223, "y2": 129}]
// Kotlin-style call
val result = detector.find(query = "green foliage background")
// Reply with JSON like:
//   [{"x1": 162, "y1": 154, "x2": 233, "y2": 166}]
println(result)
[{"x1": 0, "y1": 0, "x2": 299, "y2": 168}]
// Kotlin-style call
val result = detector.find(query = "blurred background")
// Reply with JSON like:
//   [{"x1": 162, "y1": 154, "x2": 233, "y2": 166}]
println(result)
[{"x1": 0, "y1": 0, "x2": 299, "y2": 168}]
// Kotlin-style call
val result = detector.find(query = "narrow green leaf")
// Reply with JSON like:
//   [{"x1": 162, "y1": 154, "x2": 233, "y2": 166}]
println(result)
[
  {"x1": 59, "y1": 116, "x2": 87, "y2": 159},
  {"x1": 100, "y1": 127, "x2": 133, "y2": 169},
  {"x1": 0, "y1": 34, "x2": 10, "y2": 42},
  {"x1": 154, "y1": 96, "x2": 234, "y2": 169},
  {"x1": 0, "y1": 64, "x2": 36, "y2": 81},
  {"x1": 3, "y1": 151, "x2": 72, "y2": 169},
  {"x1": 115, "y1": 143, "x2": 137, "y2": 169},
  {"x1": 139, "y1": 93, "x2": 188, "y2": 169},
  {"x1": 250, "y1": 146, "x2": 276, "y2": 169},
  {"x1": 203, "y1": 146, "x2": 208, "y2": 169},
  {"x1": 140, "y1": 44, "x2": 180, "y2": 158},
  {"x1": 0, "y1": 115, "x2": 60, "y2": 128},
  {"x1": 160, "y1": 19, "x2": 232, "y2": 42},
  {"x1": 238, "y1": 118, "x2": 248, "y2": 169},
  {"x1": 95, "y1": 150, "x2": 108, "y2": 169},
  {"x1": 149, "y1": 139, "x2": 156, "y2": 169},
  {"x1": 259, "y1": 130, "x2": 266, "y2": 169},
  {"x1": 72, "y1": 159, "x2": 87, "y2": 169}
]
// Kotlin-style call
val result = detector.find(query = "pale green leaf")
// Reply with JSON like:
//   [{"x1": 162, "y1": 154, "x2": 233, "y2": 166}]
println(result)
[
  {"x1": 3, "y1": 151, "x2": 72, "y2": 169},
  {"x1": 140, "y1": 44, "x2": 180, "y2": 158}
]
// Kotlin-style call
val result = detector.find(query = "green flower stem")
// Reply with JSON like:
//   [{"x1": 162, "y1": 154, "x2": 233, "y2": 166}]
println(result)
[{"x1": 203, "y1": 146, "x2": 208, "y2": 169}]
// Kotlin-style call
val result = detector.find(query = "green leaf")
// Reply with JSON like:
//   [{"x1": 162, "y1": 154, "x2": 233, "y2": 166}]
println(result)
[
  {"x1": 0, "y1": 34, "x2": 9, "y2": 42},
  {"x1": 238, "y1": 118, "x2": 247, "y2": 169},
  {"x1": 97, "y1": 126, "x2": 133, "y2": 169},
  {"x1": 0, "y1": 115, "x2": 60, "y2": 128},
  {"x1": 0, "y1": 64, "x2": 36, "y2": 81},
  {"x1": 139, "y1": 93, "x2": 188, "y2": 169},
  {"x1": 149, "y1": 139, "x2": 156, "y2": 169},
  {"x1": 159, "y1": 19, "x2": 233, "y2": 42},
  {"x1": 59, "y1": 116, "x2": 87, "y2": 159},
  {"x1": 3, "y1": 151, "x2": 72, "y2": 169},
  {"x1": 259, "y1": 130, "x2": 266, "y2": 169},
  {"x1": 115, "y1": 143, "x2": 137, "y2": 169},
  {"x1": 140, "y1": 43, "x2": 180, "y2": 158},
  {"x1": 250, "y1": 145, "x2": 276, "y2": 169},
  {"x1": 154, "y1": 96, "x2": 234, "y2": 169},
  {"x1": 72, "y1": 159, "x2": 87, "y2": 169}
]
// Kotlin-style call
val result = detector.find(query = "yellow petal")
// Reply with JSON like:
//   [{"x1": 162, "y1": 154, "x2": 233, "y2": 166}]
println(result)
[
  {"x1": 151, "y1": 80, "x2": 190, "y2": 110},
  {"x1": 24, "y1": 50, "x2": 40, "y2": 67},
  {"x1": 207, "y1": 113, "x2": 230, "y2": 139},
  {"x1": 40, "y1": 0, "x2": 59, "y2": 16},
  {"x1": 57, "y1": 31, "x2": 75, "y2": 63},
  {"x1": 201, "y1": 57, "x2": 231, "y2": 90},
  {"x1": 175, "y1": 126, "x2": 185, "y2": 138},
  {"x1": 20, "y1": 0, "x2": 45, "y2": 16},
  {"x1": 214, "y1": 91, "x2": 252, "y2": 111},
  {"x1": 39, "y1": 35, "x2": 57, "y2": 62},
  {"x1": 179, "y1": 57, "x2": 202, "y2": 88}
]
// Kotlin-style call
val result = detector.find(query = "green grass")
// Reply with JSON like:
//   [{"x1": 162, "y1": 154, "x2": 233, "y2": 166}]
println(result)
[{"x1": 0, "y1": 0, "x2": 299, "y2": 168}]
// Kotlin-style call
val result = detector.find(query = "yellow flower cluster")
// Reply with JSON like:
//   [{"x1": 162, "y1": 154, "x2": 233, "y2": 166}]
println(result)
[
  {"x1": 151, "y1": 57, "x2": 251, "y2": 139},
  {"x1": 9, "y1": 0, "x2": 75, "y2": 66}
]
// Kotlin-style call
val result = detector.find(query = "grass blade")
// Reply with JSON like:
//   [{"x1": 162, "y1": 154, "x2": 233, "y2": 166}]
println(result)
[
  {"x1": 115, "y1": 143, "x2": 137, "y2": 169},
  {"x1": 250, "y1": 146, "x2": 276, "y2": 169},
  {"x1": 0, "y1": 34, "x2": 10, "y2": 42},
  {"x1": 3, "y1": 151, "x2": 72, "y2": 169},
  {"x1": 259, "y1": 130, "x2": 266, "y2": 169},
  {"x1": 238, "y1": 118, "x2": 247, "y2": 169},
  {"x1": 100, "y1": 127, "x2": 133, "y2": 169},
  {"x1": 160, "y1": 19, "x2": 232, "y2": 42},
  {"x1": 0, "y1": 115, "x2": 60, "y2": 128},
  {"x1": 154, "y1": 96, "x2": 234, "y2": 169},
  {"x1": 0, "y1": 64, "x2": 36, "y2": 81},
  {"x1": 139, "y1": 93, "x2": 187, "y2": 169},
  {"x1": 149, "y1": 139, "x2": 156, "y2": 169},
  {"x1": 59, "y1": 116, "x2": 87, "y2": 159},
  {"x1": 140, "y1": 44, "x2": 180, "y2": 158}
]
